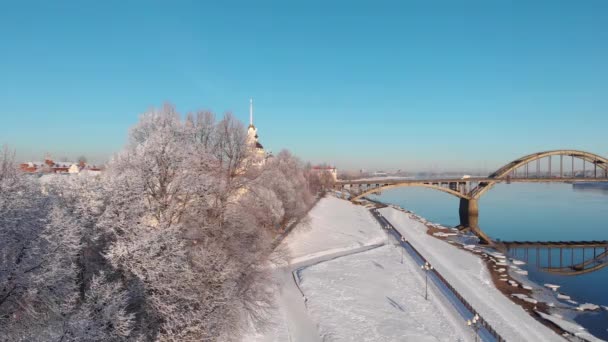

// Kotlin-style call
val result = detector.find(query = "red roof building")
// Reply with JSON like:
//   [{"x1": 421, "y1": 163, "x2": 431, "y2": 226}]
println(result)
[{"x1": 20, "y1": 159, "x2": 102, "y2": 174}]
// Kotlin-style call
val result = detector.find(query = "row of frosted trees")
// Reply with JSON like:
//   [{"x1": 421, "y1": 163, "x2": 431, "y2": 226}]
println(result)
[{"x1": 0, "y1": 105, "x2": 322, "y2": 341}]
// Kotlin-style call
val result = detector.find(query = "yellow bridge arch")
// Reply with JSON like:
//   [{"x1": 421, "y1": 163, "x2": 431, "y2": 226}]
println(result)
[
  {"x1": 339, "y1": 149, "x2": 608, "y2": 202},
  {"x1": 470, "y1": 149, "x2": 608, "y2": 199},
  {"x1": 335, "y1": 149, "x2": 608, "y2": 245}
]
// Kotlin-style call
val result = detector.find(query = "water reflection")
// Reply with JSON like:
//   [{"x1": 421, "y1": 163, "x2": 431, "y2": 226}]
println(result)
[
  {"x1": 573, "y1": 182, "x2": 608, "y2": 195},
  {"x1": 374, "y1": 183, "x2": 608, "y2": 339},
  {"x1": 503, "y1": 245, "x2": 608, "y2": 276}
]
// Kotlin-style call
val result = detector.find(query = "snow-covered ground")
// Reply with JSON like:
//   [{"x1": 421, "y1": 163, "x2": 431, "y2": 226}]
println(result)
[
  {"x1": 299, "y1": 244, "x2": 469, "y2": 341},
  {"x1": 282, "y1": 196, "x2": 386, "y2": 262},
  {"x1": 536, "y1": 311, "x2": 604, "y2": 342},
  {"x1": 379, "y1": 207, "x2": 564, "y2": 342},
  {"x1": 245, "y1": 197, "x2": 474, "y2": 341}
]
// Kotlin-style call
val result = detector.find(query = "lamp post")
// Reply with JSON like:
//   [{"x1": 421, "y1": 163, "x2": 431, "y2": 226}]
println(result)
[
  {"x1": 400, "y1": 236, "x2": 406, "y2": 264},
  {"x1": 467, "y1": 313, "x2": 481, "y2": 342},
  {"x1": 421, "y1": 261, "x2": 433, "y2": 300}
]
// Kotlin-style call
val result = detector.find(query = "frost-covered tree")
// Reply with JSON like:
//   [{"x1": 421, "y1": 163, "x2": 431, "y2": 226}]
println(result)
[
  {"x1": 65, "y1": 273, "x2": 134, "y2": 341},
  {"x1": 102, "y1": 105, "x2": 312, "y2": 341},
  {"x1": 0, "y1": 146, "x2": 59, "y2": 339},
  {"x1": 0, "y1": 147, "x2": 134, "y2": 341},
  {"x1": 256, "y1": 150, "x2": 315, "y2": 226},
  {"x1": 1, "y1": 102, "x2": 315, "y2": 341}
]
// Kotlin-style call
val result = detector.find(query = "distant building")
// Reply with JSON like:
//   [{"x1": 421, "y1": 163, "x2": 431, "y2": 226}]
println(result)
[
  {"x1": 311, "y1": 166, "x2": 338, "y2": 181},
  {"x1": 19, "y1": 161, "x2": 45, "y2": 173},
  {"x1": 20, "y1": 158, "x2": 101, "y2": 174}
]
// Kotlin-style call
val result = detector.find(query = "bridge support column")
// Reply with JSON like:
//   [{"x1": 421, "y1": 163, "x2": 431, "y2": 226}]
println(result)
[
  {"x1": 459, "y1": 198, "x2": 478, "y2": 227},
  {"x1": 459, "y1": 198, "x2": 492, "y2": 244}
]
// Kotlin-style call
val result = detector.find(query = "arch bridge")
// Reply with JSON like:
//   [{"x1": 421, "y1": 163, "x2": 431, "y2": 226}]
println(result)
[{"x1": 334, "y1": 150, "x2": 608, "y2": 244}]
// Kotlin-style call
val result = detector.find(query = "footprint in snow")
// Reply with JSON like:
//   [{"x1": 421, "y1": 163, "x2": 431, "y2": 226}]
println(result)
[{"x1": 372, "y1": 261, "x2": 385, "y2": 269}]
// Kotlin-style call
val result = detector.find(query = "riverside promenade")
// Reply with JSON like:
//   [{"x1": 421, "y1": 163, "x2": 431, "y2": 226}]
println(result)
[
  {"x1": 245, "y1": 196, "x2": 471, "y2": 341},
  {"x1": 370, "y1": 208, "x2": 503, "y2": 342},
  {"x1": 245, "y1": 195, "x2": 562, "y2": 341},
  {"x1": 377, "y1": 205, "x2": 563, "y2": 341}
]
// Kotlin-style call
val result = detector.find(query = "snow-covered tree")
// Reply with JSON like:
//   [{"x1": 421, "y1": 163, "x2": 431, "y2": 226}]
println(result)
[
  {"x1": 64, "y1": 272, "x2": 134, "y2": 341},
  {"x1": 101, "y1": 105, "x2": 313, "y2": 341},
  {"x1": 1, "y1": 102, "x2": 315, "y2": 341},
  {"x1": 256, "y1": 150, "x2": 315, "y2": 226},
  {"x1": 0, "y1": 147, "x2": 134, "y2": 341}
]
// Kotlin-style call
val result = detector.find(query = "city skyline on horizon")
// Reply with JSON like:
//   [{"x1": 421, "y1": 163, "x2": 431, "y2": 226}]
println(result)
[{"x1": 1, "y1": 1, "x2": 607, "y2": 171}]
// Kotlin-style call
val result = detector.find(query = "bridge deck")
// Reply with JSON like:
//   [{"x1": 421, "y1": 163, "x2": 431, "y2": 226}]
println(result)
[{"x1": 336, "y1": 177, "x2": 608, "y2": 186}]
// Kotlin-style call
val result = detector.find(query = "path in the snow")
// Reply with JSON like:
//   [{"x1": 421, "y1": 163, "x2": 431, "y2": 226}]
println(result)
[
  {"x1": 298, "y1": 243, "x2": 473, "y2": 341},
  {"x1": 246, "y1": 196, "x2": 481, "y2": 341},
  {"x1": 280, "y1": 243, "x2": 386, "y2": 342},
  {"x1": 244, "y1": 197, "x2": 387, "y2": 342}
]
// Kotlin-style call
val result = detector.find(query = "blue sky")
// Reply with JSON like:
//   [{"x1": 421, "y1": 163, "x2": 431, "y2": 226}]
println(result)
[{"x1": 1, "y1": 1, "x2": 607, "y2": 171}]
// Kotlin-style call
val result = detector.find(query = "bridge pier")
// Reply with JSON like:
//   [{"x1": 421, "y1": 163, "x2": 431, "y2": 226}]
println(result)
[
  {"x1": 458, "y1": 198, "x2": 478, "y2": 227},
  {"x1": 458, "y1": 198, "x2": 493, "y2": 244}
]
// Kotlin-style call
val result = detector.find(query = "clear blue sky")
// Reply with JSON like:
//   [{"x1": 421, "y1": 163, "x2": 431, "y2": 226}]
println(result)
[{"x1": 1, "y1": 1, "x2": 607, "y2": 171}]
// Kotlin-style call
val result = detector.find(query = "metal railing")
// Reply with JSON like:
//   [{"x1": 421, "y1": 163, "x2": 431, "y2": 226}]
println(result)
[
  {"x1": 370, "y1": 208, "x2": 506, "y2": 342},
  {"x1": 405, "y1": 241, "x2": 506, "y2": 342}
]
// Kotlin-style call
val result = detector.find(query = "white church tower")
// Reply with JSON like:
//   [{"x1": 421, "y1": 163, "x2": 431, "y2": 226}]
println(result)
[{"x1": 247, "y1": 98, "x2": 266, "y2": 158}]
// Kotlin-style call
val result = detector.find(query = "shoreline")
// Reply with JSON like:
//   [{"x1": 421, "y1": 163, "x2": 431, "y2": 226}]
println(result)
[{"x1": 359, "y1": 195, "x2": 605, "y2": 341}]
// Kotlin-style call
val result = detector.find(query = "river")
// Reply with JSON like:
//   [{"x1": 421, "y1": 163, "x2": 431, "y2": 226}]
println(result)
[{"x1": 373, "y1": 182, "x2": 608, "y2": 340}]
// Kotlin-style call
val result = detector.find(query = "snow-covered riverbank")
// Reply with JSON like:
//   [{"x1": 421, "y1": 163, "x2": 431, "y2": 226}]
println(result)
[
  {"x1": 244, "y1": 195, "x2": 596, "y2": 341},
  {"x1": 378, "y1": 206, "x2": 592, "y2": 341},
  {"x1": 245, "y1": 196, "x2": 475, "y2": 341},
  {"x1": 299, "y1": 244, "x2": 471, "y2": 341},
  {"x1": 379, "y1": 203, "x2": 606, "y2": 342}
]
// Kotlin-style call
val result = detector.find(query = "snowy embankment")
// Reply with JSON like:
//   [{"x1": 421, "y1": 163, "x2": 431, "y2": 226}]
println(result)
[
  {"x1": 379, "y1": 207, "x2": 563, "y2": 342},
  {"x1": 536, "y1": 311, "x2": 604, "y2": 342},
  {"x1": 245, "y1": 197, "x2": 470, "y2": 341},
  {"x1": 282, "y1": 196, "x2": 386, "y2": 262},
  {"x1": 299, "y1": 244, "x2": 470, "y2": 341},
  {"x1": 245, "y1": 196, "x2": 386, "y2": 342}
]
